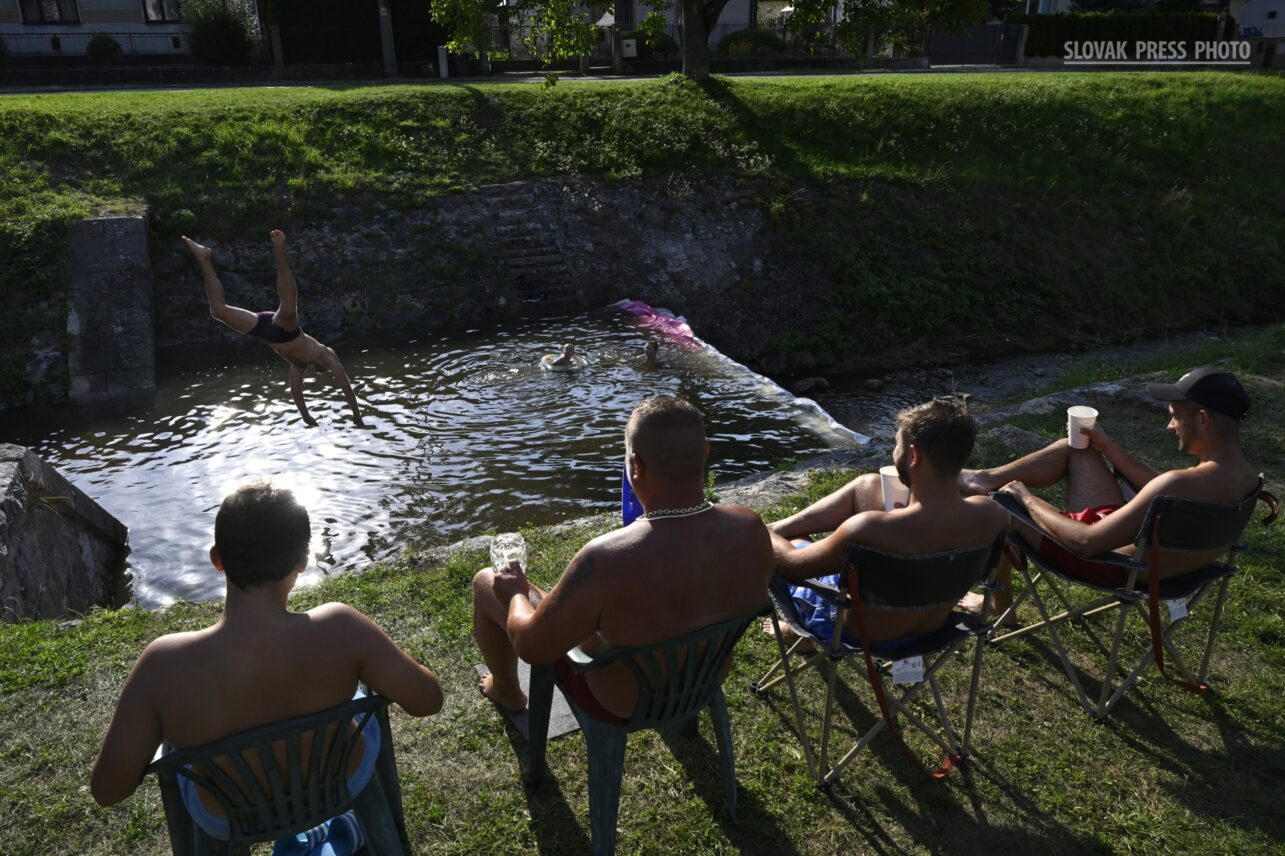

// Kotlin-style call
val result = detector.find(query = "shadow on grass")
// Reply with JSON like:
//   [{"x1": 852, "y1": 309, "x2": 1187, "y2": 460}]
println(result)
[
  {"x1": 994, "y1": 617, "x2": 1285, "y2": 845},
  {"x1": 500, "y1": 714, "x2": 594, "y2": 855},
  {"x1": 1109, "y1": 691, "x2": 1285, "y2": 845},
  {"x1": 658, "y1": 723, "x2": 803, "y2": 856},
  {"x1": 750, "y1": 649, "x2": 1110, "y2": 854}
]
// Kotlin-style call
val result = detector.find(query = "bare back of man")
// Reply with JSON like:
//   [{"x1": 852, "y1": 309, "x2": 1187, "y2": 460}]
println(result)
[
  {"x1": 776, "y1": 492, "x2": 1009, "y2": 644},
  {"x1": 137, "y1": 605, "x2": 423, "y2": 748},
  {"x1": 564, "y1": 506, "x2": 770, "y2": 716},
  {"x1": 92, "y1": 483, "x2": 442, "y2": 811},
  {"x1": 181, "y1": 232, "x2": 364, "y2": 427},
  {"x1": 771, "y1": 398, "x2": 1010, "y2": 645},
  {"x1": 476, "y1": 506, "x2": 772, "y2": 720},
  {"x1": 473, "y1": 396, "x2": 774, "y2": 721}
]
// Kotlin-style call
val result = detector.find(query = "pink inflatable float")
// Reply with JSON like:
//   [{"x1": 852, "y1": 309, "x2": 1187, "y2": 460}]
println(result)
[{"x1": 607, "y1": 299, "x2": 704, "y2": 352}]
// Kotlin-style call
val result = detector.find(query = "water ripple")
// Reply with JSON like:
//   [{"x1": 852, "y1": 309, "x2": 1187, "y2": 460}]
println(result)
[{"x1": 0, "y1": 313, "x2": 855, "y2": 607}]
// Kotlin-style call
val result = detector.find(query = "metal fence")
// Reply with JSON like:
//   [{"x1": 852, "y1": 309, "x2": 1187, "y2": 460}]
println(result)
[
  {"x1": 276, "y1": 25, "x2": 380, "y2": 64},
  {"x1": 487, "y1": 21, "x2": 844, "y2": 60}
]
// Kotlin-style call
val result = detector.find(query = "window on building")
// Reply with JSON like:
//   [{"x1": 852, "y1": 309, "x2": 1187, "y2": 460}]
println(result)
[
  {"x1": 19, "y1": 0, "x2": 80, "y2": 23},
  {"x1": 143, "y1": 0, "x2": 181, "y2": 23},
  {"x1": 1267, "y1": 10, "x2": 1278, "y2": 18}
]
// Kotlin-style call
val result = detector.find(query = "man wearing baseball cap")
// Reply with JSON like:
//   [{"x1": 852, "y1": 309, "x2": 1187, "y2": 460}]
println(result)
[{"x1": 959, "y1": 367, "x2": 1261, "y2": 619}]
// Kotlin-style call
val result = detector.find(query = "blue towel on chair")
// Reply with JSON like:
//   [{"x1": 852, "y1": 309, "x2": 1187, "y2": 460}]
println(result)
[{"x1": 273, "y1": 812, "x2": 364, "y2": 856}]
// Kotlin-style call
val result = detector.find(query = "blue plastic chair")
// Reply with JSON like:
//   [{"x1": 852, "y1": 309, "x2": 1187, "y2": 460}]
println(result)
[
  {"x1": 146, "y1": 691, "x2": 409, "y2": 856},
  {"x1": 526, "y1": 608, "x2": 763, "y2": 856}
]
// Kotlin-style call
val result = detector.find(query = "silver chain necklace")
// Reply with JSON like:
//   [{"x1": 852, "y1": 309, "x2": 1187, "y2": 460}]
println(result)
[{"x1": 644, "y1": 501, "x2": 714, "y2": 520}]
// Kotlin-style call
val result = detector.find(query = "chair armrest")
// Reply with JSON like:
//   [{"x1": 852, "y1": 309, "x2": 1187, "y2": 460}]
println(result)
[
  {"x1": 795, "y1": 577, "x2": 846, "y2": 604},
  {"x1": 565, "y1": 646, "x2": 595, "y2": 667},
  {"x1": 991, "y1": 491, "x2": 1142, "y2": 571}
]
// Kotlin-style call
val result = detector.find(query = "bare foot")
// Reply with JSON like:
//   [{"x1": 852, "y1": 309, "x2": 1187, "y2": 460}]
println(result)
[
  {"x1": 480, "y1": 671, "x2": 527, "y2": 712},
  {"x1": 959, "y1": 591, "x2": 1018, "y2": 628},
  {"x1": 270, "y1": 229, "x2": 286, "y2": 250},
  {"x1": 762, "y1": 616, "x2": 816, "y2": 654},
  {"x1": 958, "y1": 469, "x2": 994, "y2": 496},
  {"x1": 181, "y1": 235, "x2": 213, "y2": 265}
]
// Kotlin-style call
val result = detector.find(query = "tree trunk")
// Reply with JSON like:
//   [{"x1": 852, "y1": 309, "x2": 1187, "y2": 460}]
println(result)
[{"x1": 679, "y1": 0, "x2": 710, "y2": 79}]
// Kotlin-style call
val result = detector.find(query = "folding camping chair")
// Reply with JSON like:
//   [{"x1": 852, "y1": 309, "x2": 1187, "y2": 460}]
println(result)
[
  {"x1": 989, "y1": 477, "x2": 1277, "y2": 720},
  {"x1": 751, "y1": 536, "x2": 1006, "y2": 787}
]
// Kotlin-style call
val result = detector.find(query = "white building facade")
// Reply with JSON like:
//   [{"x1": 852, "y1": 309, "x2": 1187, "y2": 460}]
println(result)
[{"x1": 1, "y1": 0, "x2": 188, "y2": 57}]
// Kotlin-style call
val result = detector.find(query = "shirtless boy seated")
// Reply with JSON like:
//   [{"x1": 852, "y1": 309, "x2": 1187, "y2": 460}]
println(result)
[
  {"x1": 472, "y1": 395, "x2": 773, "y2": 722},
  {"x1": 182, "y1": 231, "x2": 365, "y2": 428},
  {"x1": 91, "y1": 483, "x2": 442, "y2": 850},
  {"x1": 768, "y1": 397, "x2": 1010, "y2": 647},
  {"x1": 959, "y1": 367, "x2": 1262, "y2": 618}
]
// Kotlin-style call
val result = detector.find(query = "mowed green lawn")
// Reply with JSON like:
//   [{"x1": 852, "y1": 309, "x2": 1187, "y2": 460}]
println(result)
[{"x1": 1, "y1": 326, "x2": 1282, "y2": 854}]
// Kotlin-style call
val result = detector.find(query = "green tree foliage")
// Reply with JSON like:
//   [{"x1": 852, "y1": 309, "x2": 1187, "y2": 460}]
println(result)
[
  {"x1": 185, "y1": 0, "x2": 256, "y2": 64},
  {"x1": 429, "y1": 0, "x2": 506, "y2": 55},
  {"x1": 510, "y1": 0, "x2": 606, "y2": 61},
  {"x1": 831, "y1": 0, "x2": 990, "y2": 57}
]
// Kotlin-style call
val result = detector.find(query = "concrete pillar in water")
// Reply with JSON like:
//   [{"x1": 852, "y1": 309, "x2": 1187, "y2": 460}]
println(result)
[
  {"x1": 0, "y1": 445, "x2": 130, "y2": 621},
  {"x1": 66, "y1": 215, "x2": 156, "y2": 404}
]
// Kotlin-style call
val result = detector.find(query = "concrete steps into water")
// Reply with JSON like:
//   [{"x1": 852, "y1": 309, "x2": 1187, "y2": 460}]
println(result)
[{"x1": 478, "y1": 183, "x2": 581, "y2": 317}]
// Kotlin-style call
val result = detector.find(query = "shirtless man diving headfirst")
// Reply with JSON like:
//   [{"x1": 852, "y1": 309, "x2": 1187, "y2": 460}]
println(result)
[{"x1": 182, "y1": 231, "x2": 365, "y2": 428}]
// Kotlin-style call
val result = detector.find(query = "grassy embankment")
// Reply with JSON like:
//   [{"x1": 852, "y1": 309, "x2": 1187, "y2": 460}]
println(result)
[
  {"x1": 2, "y1": 72, "x2": 1285, "y2": 400},
  {"x1": 1, "y1": 324, "x2": 1282, "y2": 855}
]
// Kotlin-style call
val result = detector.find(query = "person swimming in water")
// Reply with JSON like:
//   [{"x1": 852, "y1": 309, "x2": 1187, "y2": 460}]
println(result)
[
  {"x1": 640, "y1": 340, "x2": 660, "y2": 370},
  {"x1": 182, "y1": 231, "x2": 365, "y2": 428},
  {"x1": 548, "y1": 342, "x2": 576, "y2": 368}
]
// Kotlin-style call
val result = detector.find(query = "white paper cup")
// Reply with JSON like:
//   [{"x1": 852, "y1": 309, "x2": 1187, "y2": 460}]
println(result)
[
  {"x1": 1067, "y1": 406, "x2": 1099, "y2": 450},
  {"x1": 879, "y1": 466, "x2": 910, "y2": 511}
]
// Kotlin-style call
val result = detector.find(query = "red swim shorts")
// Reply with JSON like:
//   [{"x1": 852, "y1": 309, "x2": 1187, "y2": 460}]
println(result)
[
  {"x1": 1034, "y1": 504, "x2": 1131, "y2": 587},
  {"x1": 554, "y1": 657, "x2": 629, "y2": 725}
]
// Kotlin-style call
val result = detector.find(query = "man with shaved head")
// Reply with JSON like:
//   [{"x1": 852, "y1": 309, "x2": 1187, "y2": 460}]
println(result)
[{"x1": 471, "y1": 395, "x2": 774, "y2": 721}]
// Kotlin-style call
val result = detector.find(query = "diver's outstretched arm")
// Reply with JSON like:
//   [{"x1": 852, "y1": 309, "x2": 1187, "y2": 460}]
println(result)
[{"x1": 289, "y1": 364, "x2": 317, "y2": 427}]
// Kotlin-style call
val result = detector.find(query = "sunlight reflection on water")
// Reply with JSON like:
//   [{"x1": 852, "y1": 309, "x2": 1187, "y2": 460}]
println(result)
[{"x1": 1, "y1": 313, "x2": 861, "y2": 607}]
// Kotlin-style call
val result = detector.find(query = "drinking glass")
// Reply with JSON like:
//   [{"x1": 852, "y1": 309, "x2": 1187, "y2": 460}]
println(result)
[{"x1": 490, "y1": 532, "x2": 527, "y2": 574}]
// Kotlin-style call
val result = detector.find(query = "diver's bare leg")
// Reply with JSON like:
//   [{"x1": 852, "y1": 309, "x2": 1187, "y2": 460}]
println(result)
[
  {"x1": 269, "y1": 230, "x2": 299, "y2": 331},
  {"x1": 182, "y1": 236, "x2": 257, "y2": 334}
]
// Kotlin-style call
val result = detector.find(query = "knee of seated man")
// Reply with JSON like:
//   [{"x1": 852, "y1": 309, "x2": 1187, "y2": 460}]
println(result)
[{"x1": 472, "y1": 567, "x2": 496, "y2": 596}]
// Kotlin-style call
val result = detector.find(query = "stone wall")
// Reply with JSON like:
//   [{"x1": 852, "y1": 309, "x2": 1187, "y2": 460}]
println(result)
[
  {"x1": 67, "y1": 215, "x2": 156, "y2": 403},
  {"x1": 11, "y1": 177, "x2": 820, "y2": 406},
  {"x1": 148, "y1": 178, "x2": 801, "y2": 370},
  {"x1": 0, "y1": 444, "x2": 129, "y2": 621}
]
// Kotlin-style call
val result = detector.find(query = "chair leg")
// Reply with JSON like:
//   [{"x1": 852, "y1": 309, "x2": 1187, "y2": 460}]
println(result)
[
  {"x1": 353, "y1": 774, "x2": 406, "y2": 856},
  {"x1": 1095, "y1": 598, "x2": 1133, "y2": 719},
  {"x1": 527, "y1": 665, "x2": 556, "y2": 786},
  {"x1": 819, "y1": 657, "x2": 840, "y2": 782},
  {"x1": 759, "y1": 612, "x2": 819, "y2": 782},
  {"x1": 1020, "y1": 565, "x2": 1096, "y2": 716},
  {"x1": 961, "y1": 635, "x2": 986, "y2": 756},
  {"x1": 375, "y1": 707, "x2": 411, "y2": 852},
  {"x1": 708, "y1": 689, "x2": 738, "y2": 821},
  {"x1": 583, "y1": 720, "x2": 628, "y2": 856},
  {"x1": 927, "y1": 675, "x2": 960, "y2": 756},
  {"x1": 1199, "y1": 577, "x2": 1232, "y2": 683}
]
